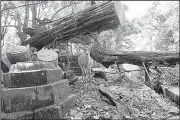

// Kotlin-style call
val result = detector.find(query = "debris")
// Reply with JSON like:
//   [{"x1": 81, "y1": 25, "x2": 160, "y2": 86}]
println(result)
[
  {"x1": 104, "y1": 112, "x2": 111, "y2": 119},
  {"x1": 75, "y1": 112, "x2": 84, "y2": 118},
  {"x1": 93, "y1": 115, "x2": 99, "y2": 119},
  {"x1": 69, "y1": 109, "x2": 77, "y2": 116}
]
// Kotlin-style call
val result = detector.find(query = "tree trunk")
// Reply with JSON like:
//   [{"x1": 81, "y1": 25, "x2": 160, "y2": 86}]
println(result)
[
  {"x1": 16, "y1": 13, "x2": 27, "y2": 43},
  {"x1": 90, "y1": 40, "x2": 179, "y2": 68},
  {"x1": 37, "y1": 49, "x2": 58, "y2": 67},
  {"x1": 24, "y1": 1, "x2": 29, "y2": 28},
  {"x1": 32, "y1": 2, "x2": 37, "y2": 28},
  {"x1": 21, "y1": 1, "x2": 179, "y2": 69},
  {"x1": 6, "y1": 46, "x2": 32, "y2": 64},
  {"x1": 22, "y1": 1, "x2": 125, "y2": 49}
]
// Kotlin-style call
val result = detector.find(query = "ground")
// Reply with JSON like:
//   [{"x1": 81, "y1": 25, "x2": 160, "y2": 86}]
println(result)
[{"x1": 66, "y1": 71, "x2": 179, "y2": 120}]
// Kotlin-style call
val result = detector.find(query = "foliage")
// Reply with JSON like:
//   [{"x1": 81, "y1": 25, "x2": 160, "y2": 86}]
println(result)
[
  {"x1": 1, "y1": 1, "x2": 179, "y2": 57},
  {"x1": 140, "y1": 1, "x2": 179, "y2": 51}
]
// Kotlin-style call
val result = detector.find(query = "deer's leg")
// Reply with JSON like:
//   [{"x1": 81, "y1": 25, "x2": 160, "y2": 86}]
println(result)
[
  {"x1": 87, "y1": 68, "x2": 91, "y2": 83},
  {"x1": 84, "y1": 69, "x2": 87, "y2": 84},
  {"x1": 81, "y1": 68, "x2": 84, "y2": 83}
]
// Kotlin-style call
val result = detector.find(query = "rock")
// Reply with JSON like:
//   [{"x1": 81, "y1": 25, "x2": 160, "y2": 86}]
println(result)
[
  {"x1": 36, "y1": 79, "x2": 70, "y2": 107},
  {"x1": 1, "y1": 86, "x2": 37, "y2": 113},
  {"x1": 34, "y1": 94, "x2": 77, "y2": 119},
  {"x1": 168, "y1": 106, "x2": 179, "y2": 114},
  {"x1": 76, "y1": 107, "x2": 80, "y2": 111},
  {"x1": 70, "y1": 61, "x2": 79, "y2": 68},
  {"x1": 103, "y1": 106, "x2": 109, "y2": 111},
  {"x1": 69, "y1": 109, "x2": 77, "y2": 116},
  {"x1": 3, "y1": 66, "x2": 64, "y2": 88},
  {"x1": 63, "y1": 70, "x2": 75, "y2": 79},
  {"x1": 112, "y1": 114, "x2": 119, "y2": 119},
  {"x1": 69, "y1": 76, "x2": 78, "y2": 85},
  {"x1": 75, "y1": 112, "x2": 84, "y2": 118},
  {"x1": 104, "y1": 112, "x2": 111, "y2": 119},
  {"x1": 1, "y1": 110, "x2": 33, "y2": 120},
  {"x1": 132, "y1": 108, "x2": 140, "y2": 118},
  {"x1": 93, "y1": 115, "x2": 99, "y2": 119},
  {"x1": 84, "y1": 104, "x2": 92, "y2": 109},
  {"x1": 61, "y1": 94, "x2": 78, "y2": 116},
  {"x1": 34, "y1": 105, "x2": 63, "y2": 119},
  {"x1": 168, "y1": 115, "x2": 179, "y2": 120},
  {"x1": 70, "y1": 67, "x2": 82, "y2": 75},
  {"x1": 165, "y1": 86, "x2": 179, "y2": 106},
  {"x1": 2, "y1": 79, "x2": 70, "y2": 113},
  {"x1": 62, "y1": 116, "x2": 72, "y2": 120}
]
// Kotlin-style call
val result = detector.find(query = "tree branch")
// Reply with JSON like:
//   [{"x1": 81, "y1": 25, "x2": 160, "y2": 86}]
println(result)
[
  {"x1": 1, "y1": 25, "x2": 17, "y2": 28},
  {"x1": 50, "y1": 1, "x2": 84, "y2": 20},
  {"x1": 1, "y1": 1, "x2": 46, "y2": 13}
]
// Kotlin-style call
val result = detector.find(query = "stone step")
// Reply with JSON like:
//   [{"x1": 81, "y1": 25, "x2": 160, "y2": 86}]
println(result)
[
  {"x1": 70, "y1": 61, "x2": 79, "y2": 68},
  {"x1": 58, "y1": 55, "x2": 69, "y2": 64},
  {"x1": 34, "y1": 94, "x2": 77, "y2": 119},
  {"x1": 1, "y1": 79, "x2": 70, "y2": 113},
  {"x1": 3, "y1": 67, "x2": 64, "y2": 88},
  {"x1": 1, "y1": 110, "x2": 33, "y2": 120},
  {"x1": 63, "y1": 70, "x2": 75, "y2": 79},
  {"x1": 70, "y1": 67, "x2": 82, "y2": 75},
  {"x1": 1, "y1": 94, "x2": 77, "y2": 120},
  {"x1": 58, "y1": 62, "x2": 70, "y2": 71},
  {"x1": 69, "y1": 76, "x2": 78, "y2": 85},
  {"x1": 69, "y1": 55, "x2": 79, "y2": 62}
]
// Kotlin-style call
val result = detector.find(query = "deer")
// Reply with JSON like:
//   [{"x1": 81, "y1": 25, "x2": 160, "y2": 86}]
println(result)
[{"x1": 78, "y1": 43, "x2": 94, "y2": 83}]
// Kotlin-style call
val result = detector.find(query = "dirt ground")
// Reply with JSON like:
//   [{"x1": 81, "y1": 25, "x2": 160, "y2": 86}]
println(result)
[{"x1": 68, "y1": 72, "x2": 179, "y2": 120}]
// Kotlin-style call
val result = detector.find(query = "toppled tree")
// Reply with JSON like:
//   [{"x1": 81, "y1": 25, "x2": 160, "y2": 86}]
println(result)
[
  {"x1": 22, "y1": 1, "x2": 179, "y2": 86},
  {"x1": 22, "y1": 1, "x2": 126, "y2": 49}
]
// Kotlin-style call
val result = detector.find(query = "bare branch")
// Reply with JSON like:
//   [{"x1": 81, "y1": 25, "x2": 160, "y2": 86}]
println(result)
[
  {"x1": 50, "y1": 1, "x2": 84, "y2": 20},
  {"x1": 1, "y1": 1, "x2": 46, "y2": 13},
  {"x1": 1, "y1": 25, "x2": 17, "y2": 28}
]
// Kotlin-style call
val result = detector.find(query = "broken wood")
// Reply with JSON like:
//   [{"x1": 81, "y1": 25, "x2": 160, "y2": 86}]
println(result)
[
  {"x1": 99, "y1": 84, "x2": 133, "y2": 118},
  {"x1": 1, "y1": 58, "x2": 12, "y2": 73},
  {"x1": 6, "y1": 46, "x2": 32, "y2": 64},
  {"x1": 22, "y1": 1, "x2": 125, "y2": 49},
  {"x1": 90, "y1": 39, "x2": 179, "y2": 68},
  {"x1": 37, "y1": 49, "x2": 58, "y2": 67}
]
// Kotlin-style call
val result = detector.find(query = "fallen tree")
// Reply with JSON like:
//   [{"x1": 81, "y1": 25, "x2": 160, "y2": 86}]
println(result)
[
  {"x1": 90, "y1": 40, "x2": 179, "y2": 68},
  {"x1": 22, "y1": 1, "x2": 125, "y2": 49},
  {"x1": 22, "y1": 1, "x2": 179, "y2": 71}
]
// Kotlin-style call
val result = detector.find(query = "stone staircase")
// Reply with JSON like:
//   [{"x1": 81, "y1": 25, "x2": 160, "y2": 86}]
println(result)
[{"x1": 1, "y1": 61, "x2": 77, "y2": 119}]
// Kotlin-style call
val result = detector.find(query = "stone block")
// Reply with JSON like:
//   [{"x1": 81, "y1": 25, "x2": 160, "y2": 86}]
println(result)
[
  {"x1": 1, "y1": 86, "x2": 37, "y2": 113},
  {"x1": 1, "y1": 80, "x2": 70, "y2": 113},
  {"x1": 34, "y1": 105, "x2": 63, "y2": 119},
  {"x1": 69, "y1": 77, "x2": 78, "y2": 85},
  {"x1": 4, "y1": 70, "x2": 47, "y2": 88},
  {"x1": 63, "y1": 70, "x2": 74, "y2": 79},
  {"x1": 36, "y1": 79, "x2": 70, "y2": 108},
  {"x1": 165, "y1": 86, "x2": 179, "y2": 106},
  {"x1": 70, "y1": 61, "x2": 79, "y2": 67},
  {"x1": 46, "y1": 66, "x2": 64, "y2": 84},
  {"x1": 34, "y1": 94, "x2": 77, "y2": 119},
  {"x1": 59, "y1": 55, "x2": 69, "y2": 64},
  {"x1": 3, "y1": 68, "x2": 64, "y2": 88},
  {"x1": 1, "y1": 110, "x2": 33, "y2": 120},
  {"x1": 69, "y1": 55, "x2": 79, "y2": 62},
  {"x1": 70, "y1": 67, "x2": 82, "y2": 75},
  {"x1": 61, "y1": 94, "x2": 78, "y2": 116},
  {"x1": 52, "y1": 79, "x2": 70, "y2": 104}
]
